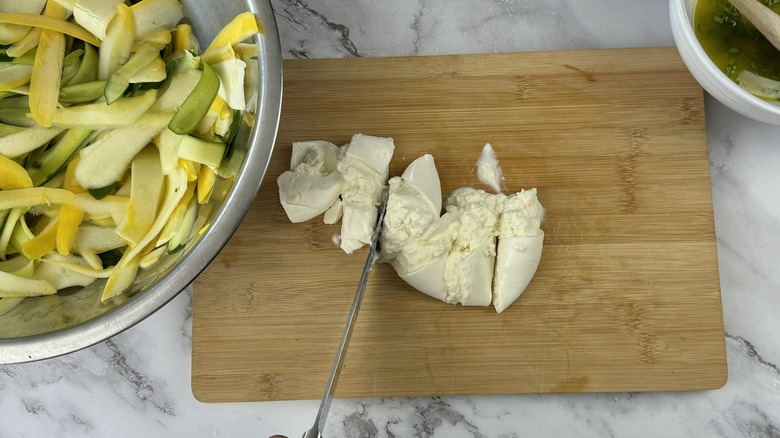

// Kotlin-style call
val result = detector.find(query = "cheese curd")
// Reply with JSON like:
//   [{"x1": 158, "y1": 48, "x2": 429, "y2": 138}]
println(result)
[
  {"x1": 337, "y1": 134, "x2": 395, "y2": 254},
  {"x1": 277, "y1": 141, "x2": 343, "y2": 223},
  {"x1": 475, "y1": 143, "x2": 503, "y2": 194}
]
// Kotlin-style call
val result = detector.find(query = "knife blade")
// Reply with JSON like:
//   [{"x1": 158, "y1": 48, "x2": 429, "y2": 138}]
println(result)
[{"x1": 302, "y1": 196, "x2": 388, "y2": 438}]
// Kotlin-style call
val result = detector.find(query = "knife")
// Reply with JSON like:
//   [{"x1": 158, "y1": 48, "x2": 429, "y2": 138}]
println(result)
[{"x1": 302, "y1": 196, "x2": 388, "y2": 438}]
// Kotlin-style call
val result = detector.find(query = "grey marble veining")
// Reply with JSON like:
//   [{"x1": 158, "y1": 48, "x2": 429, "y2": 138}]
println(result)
[{"x1": 2, "y1": 1, "x2": 780, "y2": 437}]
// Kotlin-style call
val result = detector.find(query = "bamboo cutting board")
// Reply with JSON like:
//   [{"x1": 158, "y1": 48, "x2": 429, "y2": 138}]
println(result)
[{"x1": 191, "y1": 47, "x2": 726, "y2": 402}]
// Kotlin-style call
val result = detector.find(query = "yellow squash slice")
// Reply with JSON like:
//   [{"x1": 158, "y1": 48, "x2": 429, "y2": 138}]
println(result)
[
  {"x1": 0, "y1": 155, "x2": 33, "y2": 189},
  {"x1": 115, "y1": 146, "x2": 164, "y2": 246},
  {"x1": 29, "y1": 1, "x2": 67, "y2": 127}
]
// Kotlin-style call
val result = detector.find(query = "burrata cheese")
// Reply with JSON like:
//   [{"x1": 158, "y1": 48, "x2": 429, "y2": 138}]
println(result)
[{"x1": 277, "y1": 141, "x2": 343, "y2": 223}]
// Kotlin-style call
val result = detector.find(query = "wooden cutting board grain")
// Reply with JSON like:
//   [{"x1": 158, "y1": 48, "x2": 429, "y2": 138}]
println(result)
[{"x1": 191, "y1": 47, "x2": 727, "y2": 402}]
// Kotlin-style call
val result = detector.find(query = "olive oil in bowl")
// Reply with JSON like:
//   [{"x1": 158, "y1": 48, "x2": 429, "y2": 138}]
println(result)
[{"x1": 694, "y1": 0, "x2": 780, "y2": 101}]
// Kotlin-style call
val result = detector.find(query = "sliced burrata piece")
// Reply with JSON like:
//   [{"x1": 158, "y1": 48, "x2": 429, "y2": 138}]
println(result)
[
  {"x1": 337, "y1": 134, "x2": 395, "y2": 254},
  {"x1": 400, "y1": 154, "x2": 442, "y2": 214},
  {"x1": 443, "y1": 187, "x2": 505, "y2": 306},
  {"x1": 393, "y1": 212, "x2": 459, "y2": 302},
  {"x1": 493, "y1": 188, "x2": 545, "y2": 313},
  {"x1": 343, "y1": 133, "x2": 395, "y2": 178},
  {"x1": 277, "y1": 141, "x2": 343, "y2": 223},
  {"x1": 476, "y1": 143, "x2": 503, "y2": 194},
  {"x1": 380, "y1": 154, "x2": 442, "y2": 261}
]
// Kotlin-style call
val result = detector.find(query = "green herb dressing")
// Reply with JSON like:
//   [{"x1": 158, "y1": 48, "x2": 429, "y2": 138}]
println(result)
[{"x1": 694, "y1": 0, "x2": 780, "y2": 100}]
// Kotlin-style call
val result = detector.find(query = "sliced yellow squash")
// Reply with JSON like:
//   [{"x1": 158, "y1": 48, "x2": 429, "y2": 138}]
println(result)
[
  {"x1": 0, "y1": 187, "x2": 76, "y2": 211},
  {"x1": 202, "y1": 12, "x2": 263, "y2": 64},
  {"x1": 56, "y1": 205, "x2": 84, "y2": 255},
  {"x1": 101, "y1": 253, "x2": 138, "y2": 301},
  {"x1": 197, "y1": 165, "x2": 216, "y2": 204},
  {"x1": 0, "y1": 155, "x2": 33, "y2": 189},
  {"x1": 7, "y1": 27, "x2": 42, "y2": 58},
  {"x1": 115, "y1": 146, "x2": 163, "y2": 246},
  {"x1": 0, "y1": 12, "x2": 101, "y2": 47},
  {"x1": 29, "y1": 1, "x2": 67, "y2": 127},
  {"x1": 156, "y1": 182, "x2": 194, "y2": 246},
  {"x1": 0, "y1": 0, "x2": 47, "y2": 45},
  {"x1": 98, "y1": 3, "x2": 135, "y2": 80},
  {"x1": 22, "y1": 216, "x2": 59, "y2": 260}
]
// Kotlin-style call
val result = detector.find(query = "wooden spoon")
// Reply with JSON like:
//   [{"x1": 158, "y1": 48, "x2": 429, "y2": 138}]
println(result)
[{"x1": 728, "y1": 0, "x2": 780, "y2": 52}]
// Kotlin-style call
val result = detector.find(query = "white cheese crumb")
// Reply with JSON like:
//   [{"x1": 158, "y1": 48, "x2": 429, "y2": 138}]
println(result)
[{"x1": 476, "y1": 143, "x2": 503, "y2": 194}]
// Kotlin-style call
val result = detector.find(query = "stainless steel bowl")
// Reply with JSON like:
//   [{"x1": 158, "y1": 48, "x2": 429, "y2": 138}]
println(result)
[{"x1": 0, "y1": 0, "x2": 283, "y2": 363}]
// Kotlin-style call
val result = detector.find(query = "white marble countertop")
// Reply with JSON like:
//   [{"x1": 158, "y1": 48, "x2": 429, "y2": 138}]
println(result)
[{"x1": 3, "y1": 0, "x2": 780, "y2": 437}]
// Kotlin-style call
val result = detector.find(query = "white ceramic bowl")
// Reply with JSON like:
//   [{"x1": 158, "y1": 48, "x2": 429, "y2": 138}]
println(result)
[{"x1": 670, "y1": 0, "x2": 780, "y2": 124}]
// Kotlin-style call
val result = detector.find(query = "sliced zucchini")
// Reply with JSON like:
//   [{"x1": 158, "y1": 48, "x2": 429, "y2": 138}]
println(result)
[
  {"x1": 76, "y1": 223, "x2": 127, "y2": 253},
  {"x1": 156, "y1": 182, "x2": 194, "y2": 246},
  {"x1": 104, "y1": 45, "x2": 160, "y2": 104},
  {"x1": 64, "y1": 43, "x2": 97, "y2": 87},
  {"x1": 98, "y1": 3, "x2": 135, "y2": 80},
  {"x1": 59, "y1": 80, "x2": 106, "y2": 104},
  {"x1": 167, "y1": 195, "x2": 197, "y2": 254},
  {"x1": 27, "y1": 128, "x2": 93, "y2": 186},
  {"x1": 33, "y1": 257, "x2": 97, "y2": 289},
  {"x1": 52, "y1": 88, "x2": 157, "y2": 127},
  {"x1": 75, "y1": 123, "x2": 163, "y2": 189},
  {"x1": 130, "y1": 56, "x2": 166, "y2": 83},
  {"x1": 150, "y1": 67, "x2": 201, "y2": 112},
  {"x1": 86, "y1": 182, "x2": 118, "y2": 200},
  {"x1": 0, "y1": 123, "x2": 25, "y2": 137},
  {"x1": 0, "y1": 64, "x2": 33, "y2": 91},
  {"x1": 177, "y1": 135, "x2": 226, "y2": 168},
  {"x1": 212, "y1": 58, "x2": 246, "y2": 111},
  {"x1": 0, "y1": 208, "x2": 25, "y2": 260},
  {"x1": 168, "y1": 62, "x2": 219, "y2": 135},
  {"x1": 0, "y1": 126, "x2": 63, "y2": 159}
]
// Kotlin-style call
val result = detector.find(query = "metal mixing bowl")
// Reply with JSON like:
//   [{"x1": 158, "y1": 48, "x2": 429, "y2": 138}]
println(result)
[{"x1": 0, "y1": 0, "x2": 282, "y2": 363}]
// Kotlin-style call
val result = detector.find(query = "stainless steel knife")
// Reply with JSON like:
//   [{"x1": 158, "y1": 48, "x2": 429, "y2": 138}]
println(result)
[{"x1": 302, "y1": 197, "x2": 388, "y2": 438}]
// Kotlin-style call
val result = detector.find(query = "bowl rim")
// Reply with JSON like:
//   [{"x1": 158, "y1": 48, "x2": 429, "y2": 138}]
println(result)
[
  {"x1": 670, "y1": 0, "x2": 780, "y2": 120},
  {"x1": 0, "y1": 0, "x2": 284, "y2": 364}
]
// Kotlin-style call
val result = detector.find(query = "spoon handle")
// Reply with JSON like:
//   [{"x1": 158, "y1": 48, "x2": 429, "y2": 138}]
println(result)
[{"x1": 728, "y1": 0, "x2": 780, "y2": 52}]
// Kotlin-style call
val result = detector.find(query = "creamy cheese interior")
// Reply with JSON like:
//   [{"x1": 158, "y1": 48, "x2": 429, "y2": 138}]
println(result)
[
  {"x1": 277, "y1": 141, "x2": 343, "y2": 223},
  {"x1": 381, "y1": 156, "x2": 544, "y2": 313},
  {"x1": 278, "y1": 134, "x2": 395, "y2": 253},
  {"x1": 476, "y1": 143, "x2": 503, "y2": 194},
  {"x1": 337, "y1": 134, "x2": 395, "y2": 254}
]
